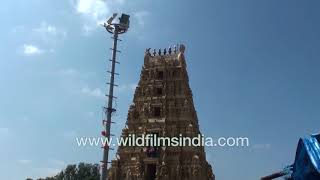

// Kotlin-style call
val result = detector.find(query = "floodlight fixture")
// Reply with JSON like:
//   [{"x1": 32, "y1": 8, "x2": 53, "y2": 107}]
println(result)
[
  {"x1": 107, "y1": 13, "x2": 118, "y2": 24},
  {"x1": 103, "y1": 13, "x2": 130, "y2": 34},
  {"x1": 119, "y1": 13, "x2": 130, "y2": 28}
]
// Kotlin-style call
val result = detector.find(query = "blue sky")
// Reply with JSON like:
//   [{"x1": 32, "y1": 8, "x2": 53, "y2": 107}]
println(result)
[{"x1": 1, "y1": 0, "x2": 320, "y2": 179}]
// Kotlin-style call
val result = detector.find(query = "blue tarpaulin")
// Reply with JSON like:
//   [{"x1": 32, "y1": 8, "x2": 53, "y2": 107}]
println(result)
[{"x1": 291, "y1": 133, "x2": 320, "y2": 180}]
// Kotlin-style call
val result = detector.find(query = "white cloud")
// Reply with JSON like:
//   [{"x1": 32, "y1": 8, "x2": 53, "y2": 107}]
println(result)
[
  {"x1": 18, "y1": 159, "x2": 32, "y2": 164},
  {"x1": 72, "y1": 0, "x2": 129, "y2": 34},
  {"x1": 23, "y1": 44, "x2": 43, "y2": 55},
  {"x1": 81, "y1": 86, "x2": 105, "y2": 98},
  {"x1": 131, "y1": 11, "x2": 150, "y2": 40},
  {"x1": 17, "y1": 22, "x2": 65, "y2": 54},
  {"x1": 75, "y1": 0, "x2": 109, "y2": 20},
  {"x1": 134, "y1": 11, "x2": 149, "y2": 27},
  {"x1": 34, "y1": 22, "x2": 57, "y2": 35},
  {"x1": 74, "y1": 0, "x2": 110, "y2": 33},
  {"x1": 33, "y1": 21, "x2": 67, "y2": 42}
]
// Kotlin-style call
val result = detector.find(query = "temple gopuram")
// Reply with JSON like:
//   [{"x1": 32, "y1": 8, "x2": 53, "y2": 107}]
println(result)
[{"x1": 107, "y1": 45, "x2": 215, "y2": 180}]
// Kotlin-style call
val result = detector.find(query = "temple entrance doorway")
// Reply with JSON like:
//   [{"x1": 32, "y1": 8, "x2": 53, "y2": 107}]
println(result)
[{"x1": 146, "y1": 164, "x2": 156, "y2": 180}]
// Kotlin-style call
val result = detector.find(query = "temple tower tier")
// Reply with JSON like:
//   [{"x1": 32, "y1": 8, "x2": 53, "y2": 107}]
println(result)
[{"x1": 107, "y1": 45, "x2": 215, "y2": 180}]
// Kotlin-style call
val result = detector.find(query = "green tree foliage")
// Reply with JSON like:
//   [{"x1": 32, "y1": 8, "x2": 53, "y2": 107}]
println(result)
[{"x1": 26, "y1": 163, "x2": 100, "y2": 180}]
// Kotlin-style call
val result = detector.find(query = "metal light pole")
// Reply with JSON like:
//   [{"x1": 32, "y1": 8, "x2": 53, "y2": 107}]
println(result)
[{"x1": 101, "y1": 13, "x2": 130, "y2": 180}]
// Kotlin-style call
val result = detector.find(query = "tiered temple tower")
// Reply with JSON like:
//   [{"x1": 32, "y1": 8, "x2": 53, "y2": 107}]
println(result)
[{"x1": 107, "y1": 45, "x2": 215, "y2": 180}]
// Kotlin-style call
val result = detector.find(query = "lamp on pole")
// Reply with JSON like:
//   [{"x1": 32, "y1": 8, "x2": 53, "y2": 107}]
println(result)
[{"x1": 100, "y1": 13, "x2": 130, "y2": 180}]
